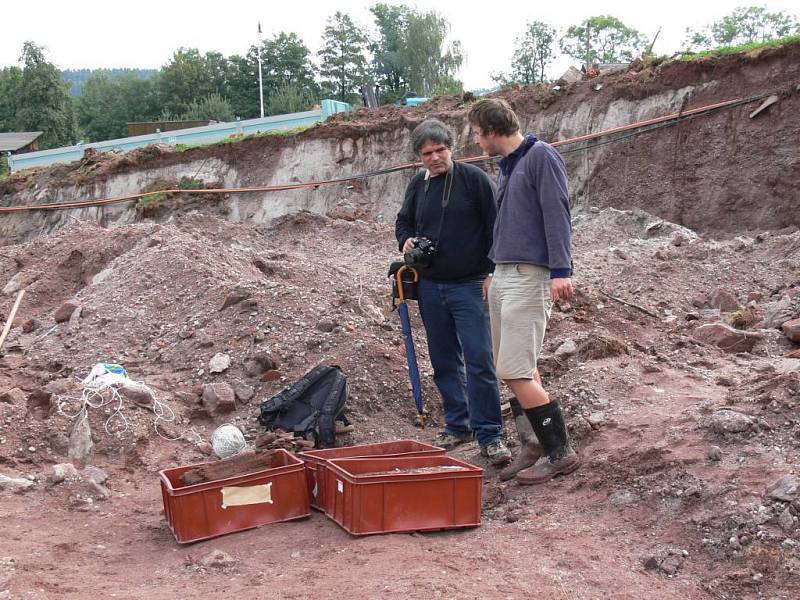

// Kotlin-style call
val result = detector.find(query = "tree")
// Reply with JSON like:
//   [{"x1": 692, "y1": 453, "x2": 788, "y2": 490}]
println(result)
[
  {"x1": 685, "y1": 6, "x2": 800, "y2": 49},
  {"x1": 398, "y1": 10, "x2": 463, "y2": 96},
  {"x1": 370, "y1": 3, "x2": 413, "y2": 102},
  {"x1": 14, "y1": 42, "x2": 77, "y2": 148},
  {"x1": 180, "y1": 93, "x2": 234, "y2": 122},
  {"x1": 266, "y1": 85, "x2": 314, "y2": 115},
  {"x1": 494, "y1": 20, "x2": 556, "y2": 86},
  {"x1": 0, "y1": 67, "x2": 22, "y2": 132},
  {"x1": 318, "y1": 11, "x2": 370, "y2": 103},
  {"x1": 560, "y1": 15, "x2": 646, "y2": 65},
  {"x1": 158, "y1": 48, "x2": 232, "y2": 115}
]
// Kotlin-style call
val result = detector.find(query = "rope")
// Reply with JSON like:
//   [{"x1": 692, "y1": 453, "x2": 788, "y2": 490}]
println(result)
[{"x1": 0, "y1": 90, "x2": 778, "y2": 214}]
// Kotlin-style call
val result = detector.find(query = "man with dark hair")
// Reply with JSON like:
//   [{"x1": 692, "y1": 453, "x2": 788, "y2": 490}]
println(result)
[
  {"x1": 395, "y1": 118, "x2": 511, "y2": 465},
  {"x1": 468, "y1": 98, "x2": 580, "y2": 484}
]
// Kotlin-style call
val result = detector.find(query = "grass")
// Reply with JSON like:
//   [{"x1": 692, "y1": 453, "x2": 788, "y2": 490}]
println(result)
[
  {"x1": 682, "y1": 34, "x2": 800, "y2": 60},
  {"x1": 0, "y1": 154, "x2": 9, "y2": 180},
  {"x1": 174, "y1": 125, "x2": 314, "y2": 152},
  {"x1": 136, "y1": 191, "x2": 168, "y2": 211},
  {"x1": 177, "y1": 177, "x2": 203, "y2": 190}
]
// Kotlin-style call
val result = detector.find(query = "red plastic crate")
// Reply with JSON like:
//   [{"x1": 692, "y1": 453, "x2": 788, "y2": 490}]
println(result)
[
  {"x1": 300, "y1": 440, "x2": 445, "y2": 513},
  {"x1": 325, "y1": 455, "x2": 483, "y2": 535},
  {"x1": 159, "y1": 449, "x2": 310, "y2": 543}
]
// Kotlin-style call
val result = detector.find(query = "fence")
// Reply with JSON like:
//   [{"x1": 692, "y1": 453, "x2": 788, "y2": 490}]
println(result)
[{"x1": 9, "y1": 99, "x2": 351, "y2": 173}]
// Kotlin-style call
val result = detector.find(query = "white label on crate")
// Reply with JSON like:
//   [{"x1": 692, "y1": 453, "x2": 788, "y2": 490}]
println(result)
[
  {"x1": 220, "y1": 482, "x2": 273, "y2": 509},
  {"x1": 337, "y1": 480, "x2": 343, "y2": 493}
]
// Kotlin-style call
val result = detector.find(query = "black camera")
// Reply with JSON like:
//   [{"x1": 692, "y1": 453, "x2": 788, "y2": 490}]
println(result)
[{"x1": 404, "y1": 237, "x2": 437, "y2": 268}]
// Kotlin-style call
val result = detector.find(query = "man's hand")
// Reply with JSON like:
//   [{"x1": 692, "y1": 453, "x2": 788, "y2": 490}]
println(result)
[
  {"x1": 550, "y1": 277, "x2": 573, "y2": 302},
  {"x1": 482, "y1": 275, "x2": 492, "y2": 301},
  {"x1": 402, "y1": 237, "x2": 417, "y2": 253}
]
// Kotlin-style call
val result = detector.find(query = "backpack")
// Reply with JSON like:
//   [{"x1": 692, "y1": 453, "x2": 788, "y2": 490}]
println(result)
[{"x1": 257, "y1": 364, "x2": 349, "y2": 448}]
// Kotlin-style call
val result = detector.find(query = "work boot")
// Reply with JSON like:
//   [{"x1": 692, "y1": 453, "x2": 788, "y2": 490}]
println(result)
[
  {"x1": 480, "y1": 439, "x2": 512, "y2": 466},
  {"x1": 499, "y1": 398, "x2": 544, "y2": 481},
  {"x1": 434, "y1": 430, "x2": 473, "y2": 451},
  {"x1": 516, "y1": 400, "x2": 580, "y2": 485}
]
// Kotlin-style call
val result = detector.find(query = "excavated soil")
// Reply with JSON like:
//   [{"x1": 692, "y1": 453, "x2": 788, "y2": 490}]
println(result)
[{"x1": 1, "y1": 47, "x2": 800, "y2": 600}]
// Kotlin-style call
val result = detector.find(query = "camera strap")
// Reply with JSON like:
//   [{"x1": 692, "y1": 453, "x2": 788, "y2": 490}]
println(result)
[{"x1": 418, "y1": 166, "x2": 454, "y2": 243}]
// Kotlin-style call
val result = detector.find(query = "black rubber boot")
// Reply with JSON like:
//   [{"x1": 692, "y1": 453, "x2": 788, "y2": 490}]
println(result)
[
  {"x1": 499, "y1": 398, "x2": 543, "y2": 481},
  {"x1": 517, "y1": 400, "x2": 580, "y2": 485}
]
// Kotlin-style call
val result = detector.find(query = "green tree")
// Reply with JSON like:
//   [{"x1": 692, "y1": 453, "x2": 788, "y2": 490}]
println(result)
[
  {"x1": 398, "y1": 10, "x2": 463, "y2": 96},
  {"x1": 685, "y1": 6, "x2": 800, "y2": 49},
  {"x1": 494, "y1": 20, "x2": 556, "y2": 85},
  {"x1": 560, "y1": 15, "x2": 646, "y2": 65},
  {"x1": 0, "y1": 67, "x2": 22, "y2": 131},
  {"x1": 318, "y1": 11, "x2": 370, "y2": 103},
  {"x1": 370, "y1": 3, "x2": 413, "y2": 102},
  {"x1": 158, "y1": 48, "x2": 232, "y2": 115},
  {"x1": 266, "y1": 84, "x2": 314, "y2": 115},
  {"x1": 227, "y1": 53, "x2": 259, "y2": 119},
  {"x1": 179, "y1": 93, "x2": 234, "y2": 121},
  {"x1": 14, "y1": 42, "x2": 77, "y2": 148}
]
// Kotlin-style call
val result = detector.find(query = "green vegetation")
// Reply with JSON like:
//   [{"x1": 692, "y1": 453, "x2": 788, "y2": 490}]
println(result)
[
  {"x1": 177, "y1": 177, "x2": 204, "y2": 190},
  {"x1": 685, "y1": 6, "x2": 799, "y2": 50},
  {"x1": 683, "y1": 34, "x2": 800, "y2": 59},
  {"x1": 135, "y1": 191, "x2": 168, "y2": 211}
]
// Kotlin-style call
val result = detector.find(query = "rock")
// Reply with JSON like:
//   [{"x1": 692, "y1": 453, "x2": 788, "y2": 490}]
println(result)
[
  {"x1": 21, "y1": 318, "x2": 38, "y2": 333},
  {"x1": 68, "y1": 306, "x2": 82, "y2": 327},
  {"x1": 0, "y1": 474, "x2": 34, "y2": 492},
  {"x1": 2, "y1": 273, "x2": 23, "y2": 295},
  {"x1": 554, "y1": 339, "x2": 577, "y2": 358},
  {"x1": 262, "y1": 370, "x2": 281, "y2": 382},
  {"x1": 119, "y1": 384, "x2": 154, "y2": 409},
  {"x1": 197, "y1": 441, "x2": 214, "y2": 456},
  {"x1": 196, "y1": 332, "x2": 214, "y2": 348},
  {"x1": 208, "y1": 353, "x2": 231, "y2": 374},
  {"x1": 671, "y1": 233, "x2": 688, "y2": 247},
  {"x1": 766, "y1": 475, "x2": 800, "y2": 502},
  {"x1": 202, "y1": 383, "x2": 236, "y2": 415},
  {"x1": 81, "y1": 466, "x2": 108, "y2": 485},
  {"x1": 762, "y1": 296, "x2": 800, "y2": 329},
  {"x1": 587, "y1": 412, "x2": 605, "y2": 429},
  {"x1": 612, "y1": 247, "x2": 628, "y2": 260},
  {"x1": 691, "y1": 294, "x2": 708, "y2": 309},
  {"x1": 644, "y1": 551, "x2": 684, "y2": 576},
  {"x1": 52, "y1": 463, "x2": 79, "y2": 482},
  {"x1": 692, "y1": 322, "x2": 763, "y2": 353},
  {"x1": 200, "y1": 549, "x2": 235, "y2": 569},
  {"x1": 244, "y1": 352, "x2": 278, "y2": 377},
  {"x1": 777, "y1": 508, "x2": 795, "y2": 532},
  {"x1": 708, "y1": 288, "x2": 740, "y2": 312},
  {"x1": 68, "y1": 417, "x2": 94, "y2": 461},
  {"x1": 708, "y1": 409, "x2": 754, "y2": 434},
  {"x1": 54, "y1": 301, "x2": 80, "y2": 323},
  {"x1": 577, "y1": 334, "x2": 628, "y2": 360},
  {"x1": 685, "y1": 312, "x2": 700, "y2": 321},
  {"x1": 91, "y1": 267, "x2": 113, "y2": 285},
  {"x1": 708, "y1": 446, "x2": 722, "y2": 461},
  {"x1": 316, "y1": 319, "x2": 336, "y2": 333},
  {"x1": 0, "y1": 388, "x2": 25, "y2": 407},
  {"x1": 47, "y1": 432, "x2": 70, "y2": 455},
  {"x1": 233, "y1": 383, "x2": 254, "y2": 403},
  {"x1": 610, "y1": 490, "x2": 638, "y2": 506},
  {"x1": 782, "y1": 318, "x2": 800, "y2": 343},
  {"x1": 220, "y1": 291, "x2": 250, "y2": 311}
]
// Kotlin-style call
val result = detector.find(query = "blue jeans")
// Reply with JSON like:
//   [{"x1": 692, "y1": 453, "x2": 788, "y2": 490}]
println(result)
[{"x1": 417, "y1": 277, "x2": 503, "y2": 446}]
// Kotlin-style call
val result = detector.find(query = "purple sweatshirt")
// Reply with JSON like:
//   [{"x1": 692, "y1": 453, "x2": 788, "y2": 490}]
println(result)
[{"x1": 490, "y1": 134, "x2": 572, "y2": 279}]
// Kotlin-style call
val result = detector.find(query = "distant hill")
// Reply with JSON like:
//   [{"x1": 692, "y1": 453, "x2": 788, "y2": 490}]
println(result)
[{"x1": 62, "y1": 68, "x2": 158, "y2": 96}]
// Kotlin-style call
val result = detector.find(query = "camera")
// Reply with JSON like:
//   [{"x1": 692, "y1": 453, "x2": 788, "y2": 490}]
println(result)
[{"x1": 404, "y1": 237, "x2": 437, "y2": 268}]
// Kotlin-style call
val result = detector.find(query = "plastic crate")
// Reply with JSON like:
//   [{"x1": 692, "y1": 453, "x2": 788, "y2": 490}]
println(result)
[
  {"x1": 325, "y1": 455, "x2": 483, "y2": 535},
  {"x1": 159, "y1": 449, "x2": 310, "y2": 544},
  {"x1": 300, "y1": 440, "x2": 445, "y2": 513}
]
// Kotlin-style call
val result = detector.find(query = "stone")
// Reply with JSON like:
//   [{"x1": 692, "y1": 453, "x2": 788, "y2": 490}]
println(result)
[
  {"x1": 208, "y1": 353, "x2": 231, "y2": 374},
  {"x1": 671, "y1": 233, "x2": 688, "y2": 247},
  {"x1": 777, "y1": 508, "x2": 795, "y2": 532},
  {"x1": 316, "y1": 319, "x2": 336, "y2": 333},
  {"x1": 68, "y1": 306, "x2": 82, "y2": 328},
  {"x1": 244, "y1": 352, "x2": 277, "y2": 377},
  {"x1": 54, "y1": 301, "x2": 80, "y2": 323},
  {"x1": 2, "y1": 273, "x2": 23, "y2": 295},
  {"x1": 0, "y1": 474, "x2": 34, "y2": 492},
  {"x1": 81, "y1": 466, "x2": 108, "y2": 485},
  {"x1": 692, "y1": 322, "x2": 763, "y2": 353},
  {"x1": 587, "y1": 412, "x2": 605, "y2": 429},
  {"x1": 708, "y1": 446, "x2": 722, "y2": 461},
  {"x1": 220, "y1": 291, "x2": 250, "y2": 311},
  {"x1": 200, "y1": 549, "x2": 235, "y2": 569},
  {"x1": 68, "y1": 417, "x2": 94, "y2": 461},
  {"x1": 233, "y1": 383, "x2": 254, "y2": 403},
  {"x1": 708, "y1": 288, "x2": 740, "y2": 312},
  {"x1": 610, "y1": 490, "x2": 638, "y2": 506},
  {"x1": 262, "y1": 370, "x2": 281, "y2": 382},
  {"x1": 782, "y1": 318, "x2": 800, "y2": 343},
  {"x1": 0, "y1": 388, "x2": 25, "y2": 407},
  {"x1": 554, "y1": 339, "x2": 577, "y2": 358},
  {"x1": 119, "y1": 384, "x2": 154, "y2": 409},
  {"x1": 762, "y1": 296, "x2": 800, "y2": 329},
  {"x1": 766, "y1": 475, "x2": 800, "y2": 502},
  {"x1": 21, "y1": 318, "x2": 37, "y2": 333},
  {"x1": 202, "y1": 383, "x2": 236, "y2": 415},
  {"x1": 91, "y1": 268, "x2": 114, "y2": 285},
  {"x1": 52, "y1": 463, "x2": 79, "y2": 482},
  {"x1": 612, "y1": 247, "x2": 628, "y2": 260},
  {"x1": 708, "y1": 409, "x2": 754, "y2": 434}
]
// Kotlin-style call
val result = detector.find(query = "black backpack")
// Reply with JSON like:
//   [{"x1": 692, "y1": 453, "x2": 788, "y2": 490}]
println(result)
[{"x1": 257, "y1": 365, "x2": 349, "y2": 448}]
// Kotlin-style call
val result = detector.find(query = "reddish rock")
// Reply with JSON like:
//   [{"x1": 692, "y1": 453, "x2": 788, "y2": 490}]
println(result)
[
  {"x1": 21, "y1": 318, "x2": 38, "y2": 333},
  {"x1": 202, "y1": 383, "x2": 236, "y2": 415},
  {"x1": 782, "y1": 318, "x2": 800, "y2": 343},
  {"x1": 0, "y1": 387, "x2": 26, "y2": 407},
  {"x1": 244, "y1": 352, "x2": 278, "y2": 377},
  {"x1": 708, "y1": 288, "x2": 739, "y2": 312},
  {"x1": 54, "y1": 301, "x2": 80, "y2": 323},
  {"x1": 692, "y1": 322, "x2": 764, "y2": 353},
  {"x1": 262, "y1": 370, "x2": 281, "y2": 382}
]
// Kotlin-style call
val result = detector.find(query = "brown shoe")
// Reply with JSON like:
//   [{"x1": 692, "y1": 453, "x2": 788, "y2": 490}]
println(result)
[
  {"x1": 499, "y1": 441, "x2": 544, "y2": 481},
  {"x1": 516, "y1": 448, "x2": 580, "y2": 485}
]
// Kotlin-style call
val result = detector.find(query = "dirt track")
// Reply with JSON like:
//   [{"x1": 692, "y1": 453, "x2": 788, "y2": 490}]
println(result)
[{"x1": 1, "y1": 46, "x2": 800, "y2": 600}]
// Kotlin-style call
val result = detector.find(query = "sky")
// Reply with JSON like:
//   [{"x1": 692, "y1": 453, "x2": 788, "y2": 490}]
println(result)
[{"x1": 2, "y1": 1, "x2": 798, "y2": 90}]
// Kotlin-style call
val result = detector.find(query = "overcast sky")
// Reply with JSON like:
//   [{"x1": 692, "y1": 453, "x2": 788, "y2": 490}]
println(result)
[{"x1": 2, "y1": 1, "x2": 798, "y2": 90}]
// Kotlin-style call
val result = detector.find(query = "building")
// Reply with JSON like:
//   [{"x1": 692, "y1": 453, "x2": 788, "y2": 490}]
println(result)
[{"x1": 0, "y1": 131, "x2": 43, "y2": 155}]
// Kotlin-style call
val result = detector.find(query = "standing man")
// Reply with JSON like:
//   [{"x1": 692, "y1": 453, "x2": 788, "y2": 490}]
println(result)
[
  {"x1": 395, "y1": 118, "x2": 511, "y2": 466},
  {"x1": 468, "y1": 99, "x2": 580, "y2": 484}
]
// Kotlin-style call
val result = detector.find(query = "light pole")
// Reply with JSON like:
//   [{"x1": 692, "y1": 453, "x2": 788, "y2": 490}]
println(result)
[{"x1": 257, "y1": 22, "x2": 265, "y2": 118}]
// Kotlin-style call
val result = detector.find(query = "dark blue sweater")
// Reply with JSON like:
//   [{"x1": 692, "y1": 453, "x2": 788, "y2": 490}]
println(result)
[{"x1": 491, "y1": 134, "x2": 572, "y2": 279}]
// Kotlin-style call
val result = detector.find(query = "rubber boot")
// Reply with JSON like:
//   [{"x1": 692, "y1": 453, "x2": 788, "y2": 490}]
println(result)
[
  {"x1": 516, "y1": 400, "x2": 580, "y2": 485},
  {"x1": 499, "y1": 398, "x2": 543, "y2": 481}
]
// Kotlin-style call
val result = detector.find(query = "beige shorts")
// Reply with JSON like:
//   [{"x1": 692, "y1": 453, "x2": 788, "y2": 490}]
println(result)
[{"x1": 488, "y1": 263, "x2": 553, "y2": 380}]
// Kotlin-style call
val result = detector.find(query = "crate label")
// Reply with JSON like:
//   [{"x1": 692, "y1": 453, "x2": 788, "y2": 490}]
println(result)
[
  {"x1": 221, "y1": 482, "x2": 273, "y2": 509},
  {"x1": 337, "y1": 479, "x2": 344, "y2": 493}
]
